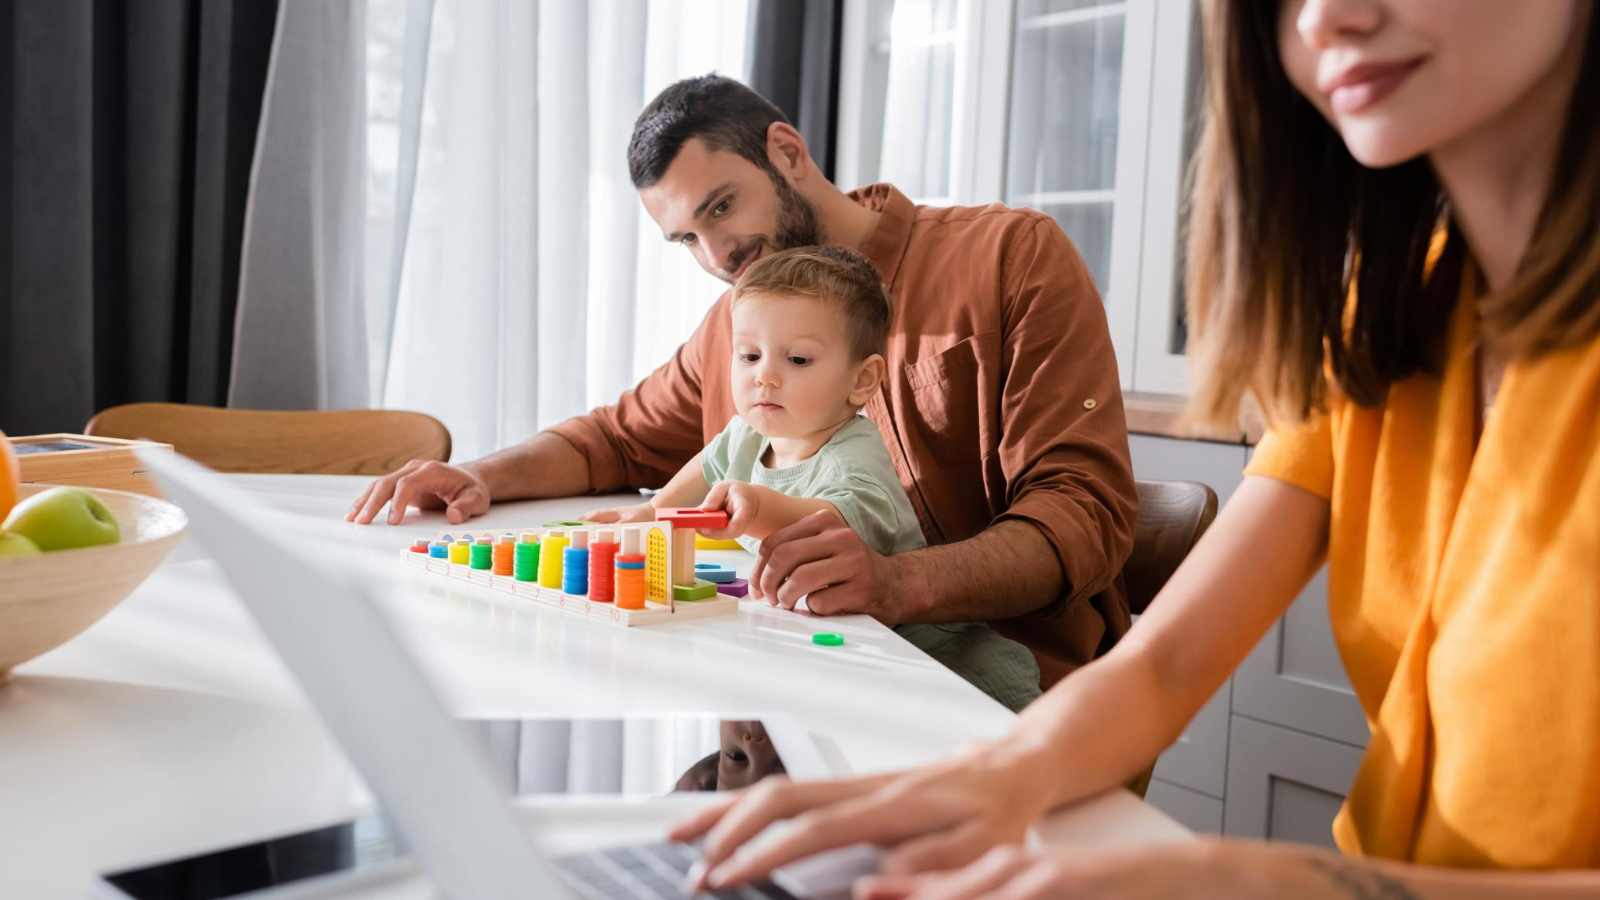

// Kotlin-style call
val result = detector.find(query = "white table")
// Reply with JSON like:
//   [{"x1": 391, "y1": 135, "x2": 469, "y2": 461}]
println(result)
[{"x1": 0, "y1": 474, "x2": 1187, "y2": 897}]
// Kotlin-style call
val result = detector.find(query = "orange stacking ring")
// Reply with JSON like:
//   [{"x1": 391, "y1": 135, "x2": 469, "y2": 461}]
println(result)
[
  {"x1": 492, "y1": 534, "x2": 515, "y2": 576},
  {"x1": 615, "y1": 553, "x2": 647, "y2": 610}
]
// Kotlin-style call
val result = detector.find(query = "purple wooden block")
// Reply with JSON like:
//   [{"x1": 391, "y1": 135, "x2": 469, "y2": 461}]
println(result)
[{"x1": 718, "y1": 578, "x2": 750, "y2": 598}]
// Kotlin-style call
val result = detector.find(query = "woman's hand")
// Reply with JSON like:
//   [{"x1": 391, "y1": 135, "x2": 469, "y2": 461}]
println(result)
[
  {"x1": 671, "y1": 740, "x2": 1061, "y2": 893},
  {"x1": 581, "y1": 502, "x2": 656, "y2": 524},
  {"x1": 852, "y1": 839, "x2": 1345, "y2": 900},
  {"x1": 698, "y1": 481, "x2": 763, "y2": 540}
]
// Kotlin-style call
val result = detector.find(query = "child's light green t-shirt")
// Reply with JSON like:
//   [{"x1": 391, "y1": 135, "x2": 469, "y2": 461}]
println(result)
[
  {"x1": 700, "y1": 415, "x2": 927, "y2": 557},
  {"x1": 700, "y1": 413, "x2": 1043, "y2": 712}
]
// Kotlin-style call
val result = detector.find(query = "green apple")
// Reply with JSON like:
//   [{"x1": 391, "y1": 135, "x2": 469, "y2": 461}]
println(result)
[
  {"x1": 2, "y1": 487, "x2": 120, "y2": 552},
  {"x1": 0, "y1": 531, "x2": 41, "y2": 557}
]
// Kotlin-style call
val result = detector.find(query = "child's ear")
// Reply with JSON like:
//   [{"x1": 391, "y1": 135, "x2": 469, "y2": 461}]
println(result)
[{"x1": 849, "y1": 354, "x2": 887, "y2": 406}]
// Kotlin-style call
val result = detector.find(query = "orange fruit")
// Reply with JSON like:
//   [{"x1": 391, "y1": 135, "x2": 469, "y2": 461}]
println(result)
[{"x1": 0, "y1": 428, "x2": 19, "y2": 523}]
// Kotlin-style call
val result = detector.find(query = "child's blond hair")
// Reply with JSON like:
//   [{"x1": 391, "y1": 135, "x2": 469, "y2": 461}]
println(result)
[{"x1": 731, "y1": 245, "x2": 890, "y2": 361}]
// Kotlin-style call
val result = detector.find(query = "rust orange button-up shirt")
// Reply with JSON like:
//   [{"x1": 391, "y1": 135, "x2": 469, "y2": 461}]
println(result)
[{"x1": 550, "y1": 184, "x2": 1136, "y2": 686}]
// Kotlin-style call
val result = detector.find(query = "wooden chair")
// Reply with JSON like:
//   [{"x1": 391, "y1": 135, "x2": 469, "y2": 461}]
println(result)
[
  {"x1": 1121, "y1": 478, "x2": 1220, "y2": 798},
  {"x1": 85, "y1": 403, "x2": 451, "y2": 476},
  {"x1": 1126, "y1": 479, "x2": 1220, "y2": 615}
]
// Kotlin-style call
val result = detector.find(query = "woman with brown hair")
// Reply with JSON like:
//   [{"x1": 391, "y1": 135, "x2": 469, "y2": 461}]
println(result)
[{"x1": 669, "y1": 0, "x2": 1600, "y2": 896}]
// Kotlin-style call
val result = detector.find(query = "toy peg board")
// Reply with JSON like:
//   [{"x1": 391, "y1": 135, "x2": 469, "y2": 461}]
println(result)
[{"x1": 402, "y1": 522, "x2": 742, "y2": 627}]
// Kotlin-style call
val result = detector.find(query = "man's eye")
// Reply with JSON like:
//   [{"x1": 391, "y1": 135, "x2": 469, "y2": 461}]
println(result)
[
  {"x1": 681, "y1": 234, "x2": 697, "y2": 246},
  {"x1": 724, "y1": 749, "x2": 748, "y2": 763},
  {"x1": 788, "y1": 356, "x2": 811, "y2": 366},
  {"x1": 712, "y1": 198, "x2": 731, "y2": 217}
]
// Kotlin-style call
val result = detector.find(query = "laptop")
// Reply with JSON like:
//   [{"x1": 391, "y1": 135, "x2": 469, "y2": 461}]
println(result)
[{"x1": 117, "y1": 451, "x2": 871, "y2": 900}]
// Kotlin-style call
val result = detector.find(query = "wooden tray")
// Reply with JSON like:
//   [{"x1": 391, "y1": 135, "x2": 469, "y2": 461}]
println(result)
[{"x1": 10, "y1": 433, "x2": 174, "y2": 497}]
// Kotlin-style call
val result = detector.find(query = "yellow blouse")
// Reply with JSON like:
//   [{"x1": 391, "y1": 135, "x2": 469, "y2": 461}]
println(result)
[{"x1": 1245, "y1": 268, "x2": 1600, "y2": 868}]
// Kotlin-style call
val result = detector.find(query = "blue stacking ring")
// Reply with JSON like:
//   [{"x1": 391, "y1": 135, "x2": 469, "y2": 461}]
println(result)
[
  {"x1": 429, "y1": 542, "x2": 449, "y2": 558},
  {"x1": 563, "y1": 547, "x2": 590, "y2": 594},
  {"x1": 614, "y1": 560, "x2": 645, "y2": 570}
]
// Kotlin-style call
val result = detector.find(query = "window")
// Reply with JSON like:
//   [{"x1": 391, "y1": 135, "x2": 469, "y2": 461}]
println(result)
[
  {"x1": 1006, "y1": 0, "x2": 1126, "y2": 297},
  {"x1": 838, "y1": 0, "x2": 1203, "y2": 395}
]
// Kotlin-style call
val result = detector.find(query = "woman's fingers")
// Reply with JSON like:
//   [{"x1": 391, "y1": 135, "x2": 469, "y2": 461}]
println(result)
[
  {"x1": 894, "y1": 846, "x2": 1034, "y2": 900},
  {"x1": 880, "y1": 820, "x2": 1001, "y2": 876},
  {"x1": 687, "y1": 775, "x2": 892, "y2": 884},
  {"x1": 667, "y1": 793, "x2": 744, "y2": 844},
  {"x1": 707, "y1": 788, "x2": 928, "y2": 890}
]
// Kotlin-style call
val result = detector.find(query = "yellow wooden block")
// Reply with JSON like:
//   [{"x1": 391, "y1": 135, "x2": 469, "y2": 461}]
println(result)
[{"x1": 695, "y1": 534, "x2": 743, "y2": 550}]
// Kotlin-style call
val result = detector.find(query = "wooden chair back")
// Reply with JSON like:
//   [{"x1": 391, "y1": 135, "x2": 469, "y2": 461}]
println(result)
[
  {"x1": 1121, "y1": 479, "x2": 1218, "y2": 800},
  {"x1": 1125, "y1": 479, "x2": 1219, "y2": 616},
  {"x1": 85, "y1": 403, "x2": 451, "y2": 476}
]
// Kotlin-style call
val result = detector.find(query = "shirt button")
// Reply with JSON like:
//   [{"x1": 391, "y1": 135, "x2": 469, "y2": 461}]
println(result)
[{"x1": 1083, "y1": 399, "x2": 1097, "y2": 410}]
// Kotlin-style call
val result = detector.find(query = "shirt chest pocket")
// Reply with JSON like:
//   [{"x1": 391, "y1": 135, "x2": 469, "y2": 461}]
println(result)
[{"x1": 901, "y1": 335, "x2": 989, "y2": 464}]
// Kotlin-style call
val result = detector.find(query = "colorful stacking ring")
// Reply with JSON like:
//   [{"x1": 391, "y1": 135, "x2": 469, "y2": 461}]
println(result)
[
  {"x1": 470, "y1": 536, "x2": 493, "y2": 570},
  {"x1": 492, "y1": 533, "x2": 515, "y2": 576},
  {"x1": 513, "y1": 533, "x2": 540, "y2": 582},
  {"x1": 538, "y1": 533, "x2": 569, "y2": 588},
  {"x1": 563, "y1": 546, "x2": 590, "y2": 595},
  {"x1": 588, "y1": 540, "x2": 618, "y2": 603}
]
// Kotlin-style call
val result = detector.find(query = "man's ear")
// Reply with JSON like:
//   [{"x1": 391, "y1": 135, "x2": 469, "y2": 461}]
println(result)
[
  {"x1": 766, "y1": 122, "x2": 811, "y2": 180},
  {"x1": 850, "y1": 354, "x2": 887, "y2": 406}
]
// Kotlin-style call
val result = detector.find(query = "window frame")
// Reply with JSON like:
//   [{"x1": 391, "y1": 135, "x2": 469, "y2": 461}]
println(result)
[{"x1": 836, "y1": 0, "x2": 1202, "y2": 396}]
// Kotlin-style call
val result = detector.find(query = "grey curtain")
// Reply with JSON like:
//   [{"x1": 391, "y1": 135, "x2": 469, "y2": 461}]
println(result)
[
  {"x1": 0, "y1": 0, "x2": 278, "y2": 435},
  {"x1": 227, "y1": 0, "x2": 368, "y2": 412},
  {"x1": 745, "y1": 0, "x2": 843, "y2": 181}
]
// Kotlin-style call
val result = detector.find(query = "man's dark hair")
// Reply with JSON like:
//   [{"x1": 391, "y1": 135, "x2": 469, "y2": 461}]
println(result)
[{"x1": 628, "y1": 74, "x2": 790, "y2": 189}]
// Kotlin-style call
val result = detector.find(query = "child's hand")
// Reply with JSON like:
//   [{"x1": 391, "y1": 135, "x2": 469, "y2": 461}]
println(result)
[
  {"x1": 699, "y1": 481, "x2": 761, "y2": 540},
  {"x1": 582, "y1": 502, "x2": 656, "y2": 524}
]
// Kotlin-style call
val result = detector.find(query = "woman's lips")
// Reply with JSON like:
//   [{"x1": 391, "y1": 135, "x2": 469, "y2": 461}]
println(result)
[{"x1": 1324, "y1": 57, "x2": 1424, "y2": 114}]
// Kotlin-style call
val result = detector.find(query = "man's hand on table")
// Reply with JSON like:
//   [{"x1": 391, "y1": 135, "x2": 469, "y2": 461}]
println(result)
[
  {"x1": 748, "y1": 510, "x2": 925, "y2": 622},
  {"x1": 346, "y1": 460, "x2": 491, "y2": 526}
]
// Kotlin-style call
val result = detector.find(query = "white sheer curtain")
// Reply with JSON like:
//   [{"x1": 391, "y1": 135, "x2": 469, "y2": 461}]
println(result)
[
  {"x1": 467, "y1": 717, "x2": 723, "y2": 796},
  {"x1": 366, "y1": 0, "x2": 750, "y2": 462}
]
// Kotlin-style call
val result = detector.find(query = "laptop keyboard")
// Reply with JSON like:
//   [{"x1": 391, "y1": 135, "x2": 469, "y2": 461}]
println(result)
[{"x1": 556, "y1": 841, "x2": 798, "y2": 900}]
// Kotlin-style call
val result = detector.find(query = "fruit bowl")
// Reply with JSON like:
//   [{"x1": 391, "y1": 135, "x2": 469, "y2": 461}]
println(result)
[{"x1": 0, "y1": 484, "x2": 188, "y2": 684}]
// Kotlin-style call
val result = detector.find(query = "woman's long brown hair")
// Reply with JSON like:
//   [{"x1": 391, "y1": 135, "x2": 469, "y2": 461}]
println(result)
[{"x1": 1186, "y1": 2, "x2": 1600, "y2": 428}]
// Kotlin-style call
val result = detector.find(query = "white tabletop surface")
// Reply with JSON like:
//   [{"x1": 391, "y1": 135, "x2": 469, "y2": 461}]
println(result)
[{"x1": 0, "y1": 474, "x2": 1187, "y2": 897}]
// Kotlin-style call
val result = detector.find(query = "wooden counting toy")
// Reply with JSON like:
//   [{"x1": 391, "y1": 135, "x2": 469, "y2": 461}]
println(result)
[
  {"x1": 655, "y1": 507, "x2": 729, "y2": 601},
  {"x1": 399, "y1": 518, "x2": 742, "y2": 627}
]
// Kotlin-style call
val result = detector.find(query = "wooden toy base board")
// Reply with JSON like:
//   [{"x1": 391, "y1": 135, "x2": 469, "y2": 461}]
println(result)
[{"x1": 401, "y1": 552, "x2": 740, "y2": 626}]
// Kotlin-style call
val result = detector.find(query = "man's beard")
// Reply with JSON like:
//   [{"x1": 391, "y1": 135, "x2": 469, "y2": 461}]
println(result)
[{"x1": 721, "y1": 168, "x2": 824, "y2": 280}]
